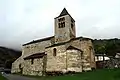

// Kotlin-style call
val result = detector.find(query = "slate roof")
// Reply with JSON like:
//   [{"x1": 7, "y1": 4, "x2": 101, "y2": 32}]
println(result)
[
  {"x1": 46, "y1": 36, "x2": 92, "y2": 48},
  {"x1": 66, "y1": 46, "x2": 82, "y2": 52},
  {"x1": 24, "y1": 52, "x2": 45, "y2": 60},
  {"x1": 58, "y1": 8, "x2": 69, "y2": 17},
  {"x1": 23, "y1": 36, "x2": 54, "y2": 46},
  {"x1": 55, "y1": 8, "x2": 75, "y2": 22},
  {"x1": 75, "y1": 36, "x2": 92, "y2": 41}
]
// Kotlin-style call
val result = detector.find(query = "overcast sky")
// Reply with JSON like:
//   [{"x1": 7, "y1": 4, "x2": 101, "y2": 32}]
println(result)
[{"x1": 0, "y1": 0, "x2": 120, "y2": 50}]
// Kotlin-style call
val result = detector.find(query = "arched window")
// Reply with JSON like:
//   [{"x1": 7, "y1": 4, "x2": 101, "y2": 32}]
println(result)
[
  {"x1": 31, "y1": 59, "x2": 34, "y2": 64},
  {"x1": 19, "y1": 64, "x2": 21, "y2": 69},
  {"x1": 53, "y1": 48, "x2": 57, "y2": 56},
  {"x1": 71, "y1": 24, "x2": 74, "y2": 30}
]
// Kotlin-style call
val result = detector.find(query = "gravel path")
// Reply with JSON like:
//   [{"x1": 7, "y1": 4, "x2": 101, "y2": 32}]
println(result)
[{"x1": 2, "y1": 73, "x2": 38, "y2": 80}]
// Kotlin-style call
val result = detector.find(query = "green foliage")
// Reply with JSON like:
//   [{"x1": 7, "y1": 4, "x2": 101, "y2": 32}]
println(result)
[
  {"x1": 0, "y1": 74, "x2": 7, "y2": 80},
  {"x1": 22, "y1": 68, "x2": 120, "y2": 80},
  {"x1": 93, "y1": 38, "x2": 120, "y2": 56}
]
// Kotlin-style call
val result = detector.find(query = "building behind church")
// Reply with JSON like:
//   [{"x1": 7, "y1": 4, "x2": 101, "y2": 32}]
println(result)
[{"x1": 11, "y1": 8, "x2": 96, "y2": 76}]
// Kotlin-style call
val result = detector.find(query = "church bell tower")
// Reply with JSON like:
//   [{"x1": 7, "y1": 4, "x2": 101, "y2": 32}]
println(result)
[{"x1": 54, "y1": 8, "x2": 76, "y2": 44}]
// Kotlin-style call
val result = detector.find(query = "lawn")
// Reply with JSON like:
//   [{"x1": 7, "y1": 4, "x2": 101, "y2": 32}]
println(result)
[
  {"x1": 0, "y1": 73, "x2": 7, "y2": 80},
  {"x1": 33, "y1": 68, "x2": 120, "y2": 80}
]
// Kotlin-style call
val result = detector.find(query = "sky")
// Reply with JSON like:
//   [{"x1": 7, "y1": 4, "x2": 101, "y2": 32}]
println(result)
[{"x1": 0, "y1": 0, "x2": 120, "y2": 50}]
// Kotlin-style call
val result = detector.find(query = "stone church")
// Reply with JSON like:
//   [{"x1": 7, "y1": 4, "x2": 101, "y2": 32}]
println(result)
[{"x1": 11, "y1": 8, "x2": 96, "y2": 76}]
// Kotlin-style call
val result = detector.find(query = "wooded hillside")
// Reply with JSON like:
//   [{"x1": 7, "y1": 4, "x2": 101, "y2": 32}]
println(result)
[
  {"x1": 93, "y1": 38, "x2": 120, "y2": 56},
  {"x1": 0, "y1": 46, "x2": 21, "y2": 69}
]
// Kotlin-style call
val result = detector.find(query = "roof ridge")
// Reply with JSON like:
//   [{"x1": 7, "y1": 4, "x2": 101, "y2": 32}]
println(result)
[
  {"x1": 23, "y1": 36, "x2": 54, "y2": 46},
  {"x1": 59, "y1": 8, "x2": 69, "y2": 17}
]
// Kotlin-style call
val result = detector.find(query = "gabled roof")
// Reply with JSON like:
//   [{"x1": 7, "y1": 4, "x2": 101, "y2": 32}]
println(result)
[
  {"x1": 72, "y1": 36, "x2": 92, "y2": 41},
  {"x1": 58, "y1": 8, "x2": 69, "y2": 17},
  {"x1": 67, "y1": 46, "x2": 82, "y2": 52},
  {"x1": 55, "y1": 8, "x2": 75, "y2": 22},
  {"x1": 23, "y1": 36, "x2": 54, "y2": 46},
  {"x1": 46, "y1": 36, "x2": 92, "y2": 48},
  {"x1": 46, "y1": 41, "x2": 68, "y2": 48},
  {"x1": 24, "y1": 52, "x2": 45, "y2": 60}
]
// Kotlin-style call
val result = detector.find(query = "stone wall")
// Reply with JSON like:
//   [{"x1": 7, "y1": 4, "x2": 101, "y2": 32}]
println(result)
[
  {"x1": 22, "y1": 57, "x2": 45, "y2": 76},
  {"x1": 46, "y1": 45, "x2": 67, "y2": 72},
  {"x1": 11, "y1": 46, "x2": 25, "y2": 73},
  {"x1": 54, "y1": 15, "x2": 76, "y2": 44},
  {"x1": 66, "y1": 50, "x2": 82, "y2": 72},
  {"x1": 45, "y1": 39, "x2": 96, "y2": 73},
  {"x1": 11, "y1": 38, "x2": 52, "y2": 74},
  {"x1": 70, "y1": 39, "x2": 96, "y2": 71},
  {"x1": 11, "y1": 57, "x2": 24, "y2": 73},
  {"x1": 79, "y1": 40, "x2": 96, "y2": 71},
  {"x1": 46, "y1": 42, "x2": 83, "y2": 73},
  {"x1": 22, "y1": 40, "x2": 52, "y2": 57},
  {"x1": 12, "y1": 37, "x2": 96, "y2": 74}
]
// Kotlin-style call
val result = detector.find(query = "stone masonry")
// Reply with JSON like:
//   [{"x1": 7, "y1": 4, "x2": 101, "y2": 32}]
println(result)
[{"x1": 11, "y1": 8, "x2": 96, "y2": 76}]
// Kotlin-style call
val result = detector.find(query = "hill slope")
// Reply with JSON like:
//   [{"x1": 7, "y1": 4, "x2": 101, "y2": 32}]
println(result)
[{"x1": 0, "y1": 46, "x2": 21, "y2": 69}]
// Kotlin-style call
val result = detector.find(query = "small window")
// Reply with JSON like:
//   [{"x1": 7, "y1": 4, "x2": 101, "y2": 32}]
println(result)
[
  {"x1": 61, "y1": 22, "x2": 63, "y2": 28},
  {"x1": 31, "y1": 59, "x2": 34, "y2": 64},
  {"x1": 63, "y1": 22, "x2": 65, "y2": 27},
  {"x1": 58, "y1": 17, "x2": 65, "y2": 22},
  {"x1": 58, "y1": 23, "x2": 61, "y2": 28},
  {"x1": 71, "y1": 24, "x2": 74, "y2": 30},
  {"x1": 58, "y1": 22, "x2": 65, "y2": 28},
  {"x1": 89, "y1": 46, "x2": 93, "y2": 50},
  {"x1": 71, "y1": 19, "x2": 74, "y2": 23},
  {"x1": 19, "y1": 64, "x2": 21, "y2": 68},
  {"x1": 62, "y1": 17, "x2": 65, "y2": 21},
  {"x1": 53, "y1": 48, "x2": 57, "y2": 56},
  {"x1": 58, "y1": 17, "x2": 65, "y2": 28},
  {"x1": 26, "y1": 46, "x2": 29, "y2": 48},
  {"x1": 58, "y1": 19, "x2": 61, "y2": 22}
]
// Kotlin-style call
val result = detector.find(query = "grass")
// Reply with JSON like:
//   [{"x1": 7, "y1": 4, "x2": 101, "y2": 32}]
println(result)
[
  {"x1": 0, "y1": 73, "x2": 7, "y2": 80},
  {"x1": 13, "y1": 68, "x2": 120, "y2": 80},
  {"x1": 36, "y1": 68, "x2": 120, "y2": 80}
]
